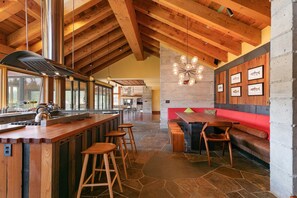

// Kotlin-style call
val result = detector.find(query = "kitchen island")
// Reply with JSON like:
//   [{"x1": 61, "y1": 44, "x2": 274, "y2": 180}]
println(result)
[{"x1": 0, "y1": 113, "x2": 120, "y2": 198}]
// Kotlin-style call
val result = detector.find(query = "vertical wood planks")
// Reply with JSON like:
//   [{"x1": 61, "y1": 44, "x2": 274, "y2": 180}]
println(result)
[
  {"x1": 41, "y1": 143, "x2": 53, "y2": 198},
  {"x1": 29, "y1": 144, "x2": 41, "y2": 198},
  {"x1": 215, "y1": 71, "x2": 226, "y2": 104},
  {"x1": 229, "y1": 53, "x2": 269, "y2": 106}
]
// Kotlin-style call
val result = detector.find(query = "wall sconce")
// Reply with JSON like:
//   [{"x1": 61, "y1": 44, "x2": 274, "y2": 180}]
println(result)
[{"x1": 89, "y1": 76, "x2": 95, "y2": 82}]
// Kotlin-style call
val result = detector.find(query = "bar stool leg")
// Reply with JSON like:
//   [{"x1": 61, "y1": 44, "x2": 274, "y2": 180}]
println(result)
[
  {"x1": 77, "y1": 154, "x2": 89, "y2": 198},
  {"x1": 103, "y1": 153, "x2": 113, "y2": 198},
  {"x1": 118, "y1": 138, "x2": 128, "y2": 179},
  {"x1": 110, "y1": 151, "x2": 123, "y2": 192},
  {"x1": 129, "y1": 128, "x2": 137, "y2": 154},
  {"x1": 122, "y1": 137, "x2": 131, "y2": 166},
  {"x1": 91, "y1": 154, "x2": 97, "y2": 192}
]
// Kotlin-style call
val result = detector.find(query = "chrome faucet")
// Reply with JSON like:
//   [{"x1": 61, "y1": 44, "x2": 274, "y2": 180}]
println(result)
[{"x1": 34, "y1": 107, "x2": 51, "y2": 122}]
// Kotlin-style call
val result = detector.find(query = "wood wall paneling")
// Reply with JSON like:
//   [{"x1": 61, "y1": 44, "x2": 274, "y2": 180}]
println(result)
[
  {"x1": 229, "y1": 53, "x2": 269, "y2": 106},
  {"x1": 215, "y1": 71, "x2": 226, "y2": 104}
]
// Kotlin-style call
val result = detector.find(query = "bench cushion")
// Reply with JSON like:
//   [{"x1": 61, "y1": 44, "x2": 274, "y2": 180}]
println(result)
[
  {"x1": 234, "y1": 124, "x2": 268, "y2": 139},
  {"x1": 230, "y1": 128, "x2": 269, "y2": 163}
]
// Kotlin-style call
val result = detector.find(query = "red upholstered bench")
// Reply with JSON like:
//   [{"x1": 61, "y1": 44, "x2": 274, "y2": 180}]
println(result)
[{"x1": 168, "y1": 108, "x2": 270, "y2": 163}]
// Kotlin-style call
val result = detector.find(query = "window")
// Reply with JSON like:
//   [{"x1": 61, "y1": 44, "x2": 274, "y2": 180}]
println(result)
[
  {"x1": 94, "y1": 84, "x2": 112, "y2": 110},
  {"x1": 113, "y1": 86, "x2": 119, "y2": 106},
  {"x1": 7, "y1": 71, "x2": 43, "y2": 111},
  {"x1": 65, "y1": 79, "x2": 88, "y2": 110}
]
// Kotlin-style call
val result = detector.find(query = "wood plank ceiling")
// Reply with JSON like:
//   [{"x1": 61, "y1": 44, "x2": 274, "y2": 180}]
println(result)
[{"x1": 0, "y1": 0, "x2": 270, "y2": 76}]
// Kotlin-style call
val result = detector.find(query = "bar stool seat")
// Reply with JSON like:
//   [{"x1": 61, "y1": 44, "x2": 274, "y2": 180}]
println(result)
[
  {"x1": 118, "y1": 123, "x2": 137, "y2": 159},
  {"x1": 105, "y1": 131, "x2": 131, "y2": 179},
  {"x1": 77, "y1": 143, "x2": 122, "y2": 198}
]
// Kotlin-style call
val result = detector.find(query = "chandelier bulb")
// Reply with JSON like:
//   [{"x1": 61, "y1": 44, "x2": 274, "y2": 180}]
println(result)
[
  {"x1": 178, "y1": 79, "x2": 184, "y2": 86},
  {"x1": 173, "y1": 63, "x2": 179, "y2": 67},
  {"x1": 180, "y1": 55, "x2": 187, "y2": 64},
  {"x1": 185, "y1": 63, "x2": 192, "y2": 70},
  {"x1": 178, "y1": 73, "x2": 185, "y2": 79},
  {"x1": 191, "y1": 56, "x2": 198, "y2": 65},
  {"x1": 197, "y1": 74, "x2": 203, "y2": 80}
]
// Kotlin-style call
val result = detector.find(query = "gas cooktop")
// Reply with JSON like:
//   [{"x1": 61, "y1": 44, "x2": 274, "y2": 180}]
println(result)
[{"x1": 10, "y1": 120, "x2": 41, "y2": 126}]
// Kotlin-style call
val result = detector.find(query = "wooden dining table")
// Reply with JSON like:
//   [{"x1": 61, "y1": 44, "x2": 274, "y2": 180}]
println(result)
[{"x1": 176, "y1": 112, "x2": 238, "y2": 152}]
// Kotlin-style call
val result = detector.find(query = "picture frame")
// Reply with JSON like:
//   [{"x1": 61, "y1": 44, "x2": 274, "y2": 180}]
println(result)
[
  {"x1": 248, "y1": 65, "x2": 264, "y2": 80},
  {"x1": 248, "y1": 83, "x2": 264, "y2": 96},
  {"x1": 217, "y1": 84, "x2": 224, "y2": 92},
  {"x1": 231, "y1": 86, "x2": 241, "y2": 97},
  {"x1": 230, "y1": 72, "x2": 242, "y2": 84}
]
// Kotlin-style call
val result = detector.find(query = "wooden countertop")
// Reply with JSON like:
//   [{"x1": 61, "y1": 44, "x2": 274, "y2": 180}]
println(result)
[{"x1": 0, "y1": 114, "x2": 119, "y2": 144}]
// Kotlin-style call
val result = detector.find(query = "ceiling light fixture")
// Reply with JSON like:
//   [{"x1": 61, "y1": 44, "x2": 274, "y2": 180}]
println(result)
[{"x1": 172, "y1": 17, "x2": 204, "y2": 86}]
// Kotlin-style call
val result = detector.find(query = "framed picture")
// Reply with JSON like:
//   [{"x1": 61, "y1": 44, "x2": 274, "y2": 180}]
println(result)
[
  {"x1": 231, "y1": 86, "x2": 241, "y2": 97},
  {"x1": 248, "y1": 65, "x2": 264, "y2": 80},
  {"x1": 217, "y1": 84, "x2": 224, "y2": 92},
  {"x1": 248, "y1": 83, "x2": 264, "y2": 96},
  {"x1": 230, "y1": 72, "x2": 241, "y2": 84}
]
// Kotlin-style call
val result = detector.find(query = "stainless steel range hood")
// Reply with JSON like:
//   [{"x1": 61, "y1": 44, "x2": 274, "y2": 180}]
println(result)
[
  {"x1": 0, "y1": 50, "x2": 73, "y2": 76},
  {"x1": 0, "y1": 0, "x2": 73, "y2": 77}
]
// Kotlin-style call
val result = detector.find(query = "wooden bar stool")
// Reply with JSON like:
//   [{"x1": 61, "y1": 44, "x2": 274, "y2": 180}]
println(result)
[
  {"x1": 118, "y1": 123, "x2": 137, "y2": 159},
  {"x1": 77, "y1": 143, "x2": 122, "y2": 198},
  {"x1": 105, "y1": 131, "x2": 131, "y2": 179}
]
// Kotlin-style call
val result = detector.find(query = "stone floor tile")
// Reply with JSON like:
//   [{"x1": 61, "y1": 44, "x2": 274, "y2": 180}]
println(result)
[
  {"x1": 113, "y1": 182, "x2": 141, "y2": 198},
  {"x1": 237, "y1": 189, "x2": 258, "y2": 198},
  {"x1": 234, "y1": 178, "x2": 262, "y2": 192},
  {"x1": 241, "y1": 172, "x2": 270, "y2": 191},
  {"x1": 139, "y1": 180, "x2": 172, "y2": 198},
  {"x1": 122, "y1": 179, "x2": 143, "y2": 191},
  {"x1": 215, "y1": 167, "x2": 243, "y2": 178},
  {"x1": 253, "y1": 191, "x2": 277, "y2": 198},
  {"x1": 139, "y1": 175, "x2": 158, "y2": 186},
  {"x1": 204, "y1": 172, "x2": 242, "y2": 193},
  {"x1": 227, "y1": 192, "x2": 244, "y2": 198},
  {"x1": 164, "y1": 181, "x2": 190, "y2": 198}
]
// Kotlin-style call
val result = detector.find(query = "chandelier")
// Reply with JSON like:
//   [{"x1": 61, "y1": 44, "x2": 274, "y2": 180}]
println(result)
[
  {"x1": 173, "y1": 55, "x2": 204, "y2": 86},
  {"x1": 172, "y1": 16, "x2": 204, "y2": 86}
]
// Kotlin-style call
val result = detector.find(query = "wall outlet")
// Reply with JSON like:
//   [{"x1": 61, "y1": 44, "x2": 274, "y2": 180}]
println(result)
[{"x1": 4, "y1": 144, "x2": 12, "y2": 156}]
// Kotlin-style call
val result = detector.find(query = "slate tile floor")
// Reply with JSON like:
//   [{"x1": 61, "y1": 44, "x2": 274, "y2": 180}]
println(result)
[{"x1": 81, "y1": 113, "x2": 276, "y2": 198}]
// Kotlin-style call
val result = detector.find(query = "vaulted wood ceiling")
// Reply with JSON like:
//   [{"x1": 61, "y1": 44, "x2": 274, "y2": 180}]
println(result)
[{"x1": 0, "y1": 0, "x2": 270, "y2": 76}]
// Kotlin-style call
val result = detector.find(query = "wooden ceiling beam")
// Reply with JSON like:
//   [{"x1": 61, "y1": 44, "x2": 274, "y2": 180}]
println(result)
[
  {"x1": 75, "y1": 37, "x2": 127, "y2": 70},
  {"x1": 0, "y1": 44, "x2": 15, "y2": 56},
  {"x1": 141, "y1": 35, "x2": 160, "y2": 49},
  {"x1": 153, "y1": 0, "x2": 261, "y2": 46},
  {"x1": 31, "y1": 1, "x2": 113, "y2": 53},
  {"x1": 140, "y1": 25, "x2": 216, "y2": 68},
  {"x1": 7, "y1": 0, "x2": 99, "y2": 47},
  {"x1": 134, "y1": 0, "x2": 241, "y2": 55},
  {"x1": 87, "y1": 50, "x2": 132, "y2": 75},
  {"x1": 107, "y1": 0, "x2": 144, "y2": 60},
  {"x1": 64, "y1": 16, "x2": 119, "y2": 56},
  {"x1": 142, "y1": 41, "x2": 160, "y2": 54},
  {"x1": 81, "y1": 44, "x2": 130, "y2": 74},
  {"x1": 137, "y1": 12, "x2": 228, "y2": 62},
  {"x1": 65, "y1": 28, "x2": 124, "y2": 67},
  {"x1": 144, "y1": 47, "x2": 160, "y2": 58},
  {"x1": 17, "y1": 0, "x2": 41, "y2": 20},
  {"x1": 0, "y1": 1, "x2": 23, "y2": 22},
  {"x1": 211, "y1": 0, "x2": 270, "y2": 25},
  {"x1": 64, "y1": 0, "x2": 102, "y2": 21},
  {"x1": 7, "y1": 20, "x2": 40, "y2": 47}
]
